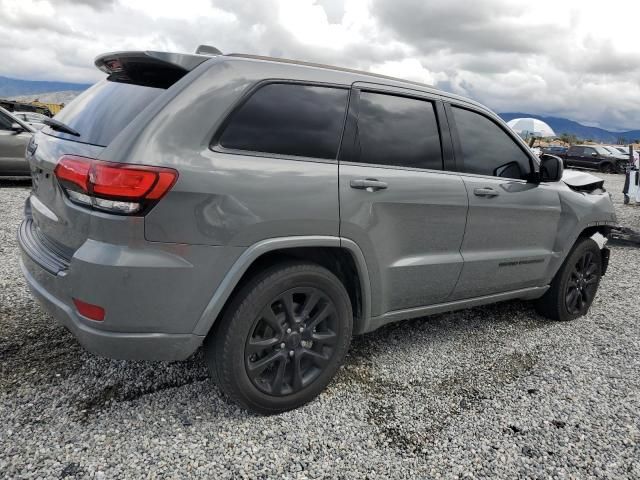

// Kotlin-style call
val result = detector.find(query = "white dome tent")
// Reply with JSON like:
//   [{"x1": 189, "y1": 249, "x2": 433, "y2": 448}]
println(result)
[{"x1": 507, "y1": 118, "x2": 556, "y2": 138}]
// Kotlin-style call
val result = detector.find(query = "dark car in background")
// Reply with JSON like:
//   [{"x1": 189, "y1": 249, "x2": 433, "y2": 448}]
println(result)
[
  {"x1": 0, "y1": 106, "x2": 34, "y2": 176},
  {"x1": 564, "y1": 144, "x2": 627, "y2": 173}
]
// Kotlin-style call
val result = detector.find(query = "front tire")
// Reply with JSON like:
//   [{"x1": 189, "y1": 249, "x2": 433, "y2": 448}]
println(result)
[
  {"x1": 535, "y1": 238, "x2": 602, "y2": 321},
  {"x1": 600, "y1": 163, "x2": 615, "y2": 174},
  {"x1": 205, "y1": 261, "x2": 353, "y2": 414}
]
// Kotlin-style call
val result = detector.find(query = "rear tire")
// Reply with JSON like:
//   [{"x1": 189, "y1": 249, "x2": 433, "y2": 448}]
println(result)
[
  {"x1": 535, "y1": 238, "x2": 602, "y2": 321},
  {"x1": 600, "y1": 163, "x2": 615, "y2": 174},
  {"x1": 204, "y1": 261, "x2": 353, "y2": 414}
]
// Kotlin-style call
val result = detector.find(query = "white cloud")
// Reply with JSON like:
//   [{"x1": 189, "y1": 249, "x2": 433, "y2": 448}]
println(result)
[
  {"x1": 0, "y1": 0, "x2": 639, "y2": 130},
  {"x1": 370, "y1": 58, "x2": 443, "y2": 86}
]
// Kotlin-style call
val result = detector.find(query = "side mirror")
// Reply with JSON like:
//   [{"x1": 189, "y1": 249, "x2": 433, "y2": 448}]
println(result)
[
  {"x1": 10, "y1": 122, "x2": 24, "y2": 134},
  {"x1": 591, "y1": 152, "x2": 597, "y2": 157},
  {"x1": 539, "y1": 154, "x2": 563, "y2": 182}
]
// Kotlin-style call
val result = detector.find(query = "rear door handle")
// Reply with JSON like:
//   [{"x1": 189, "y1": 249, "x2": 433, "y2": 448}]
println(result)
[
  {"x1": 350, "y1": 178, "x2": 388, "y2": 191},
  {"x1": 473, "y1": 187, "x2": 499, "y2": 197}
]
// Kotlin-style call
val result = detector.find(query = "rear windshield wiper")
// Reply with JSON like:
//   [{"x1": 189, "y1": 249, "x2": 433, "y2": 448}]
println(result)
[{"x1": 43, "y1": 118, "x2": 81, "y2": 137}]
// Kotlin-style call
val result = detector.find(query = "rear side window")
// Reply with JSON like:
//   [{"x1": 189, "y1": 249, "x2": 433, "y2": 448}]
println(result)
[
  {"x1": 452, "y1": 106, "x2": 531, "y2": 179},
  {"x1": 218, "y1": 83, "x2": 349, "y2": 160},
  {"x1": 353, "y1": 91, "x2": 442, "y2": 169},
  {"x1": 50, "y1": 79, "x2": 164, "y2": 146}
]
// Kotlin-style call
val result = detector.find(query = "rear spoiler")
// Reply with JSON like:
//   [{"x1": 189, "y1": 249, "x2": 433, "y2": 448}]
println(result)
[{"x1": 94, "y1": 50, "x2": 215, "y2": 88}]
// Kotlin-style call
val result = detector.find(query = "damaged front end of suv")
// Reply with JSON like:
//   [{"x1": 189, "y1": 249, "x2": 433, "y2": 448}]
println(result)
[{"x1": 552, "y1": 167, "x2": 617, "y2": 276}]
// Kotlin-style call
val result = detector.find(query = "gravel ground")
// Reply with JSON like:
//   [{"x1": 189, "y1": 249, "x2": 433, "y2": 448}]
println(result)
[{"x1": 1, "y1": 173, "x2": 639, "y2": 479}]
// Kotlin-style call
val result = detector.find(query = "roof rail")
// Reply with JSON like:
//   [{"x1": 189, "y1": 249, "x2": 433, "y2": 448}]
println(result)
[{"x1": 195, "y1": 45, "x2": 222, "y2": 56}]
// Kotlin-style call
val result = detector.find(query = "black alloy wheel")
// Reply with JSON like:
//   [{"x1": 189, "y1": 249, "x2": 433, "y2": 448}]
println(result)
[
  {"x1": 564, "y1": 250, "x2": 599, "y2": 316},
  {"x1": 245, "y1": 287, "x2": 338, "y2": 396},
  {"x1": 205, "y1": 261, "x2": 352, "y2": 414},
  {"x1": 535, "y1": 237, "x2": 602, "y2": 321}
]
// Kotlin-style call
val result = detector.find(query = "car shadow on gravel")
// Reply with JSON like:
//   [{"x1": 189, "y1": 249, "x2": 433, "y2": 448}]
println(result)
[
  {"x1": 72, "y1": 353, "x2": 212, "y2": 423},
  {"x1": 0, "y1": 178, "x2": 31, "y2": 188},
  {"x1": 0, "y1": 307, "x2": 85, "y2": 389},
  {"x1": 0, "y1": 306, "x2": 216, "y2": 423},
  {"x1": 331, "y1": 299, "x2": 548, "y2": 456},
  {"x1": 2, "y1": 298, "x2": 550, "y2": 427},
  {"x1": 348, "y1": 299, "x2": 550, "y2": 361}
]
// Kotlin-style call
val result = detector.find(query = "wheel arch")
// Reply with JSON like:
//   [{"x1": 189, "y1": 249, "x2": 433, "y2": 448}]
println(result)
[
  {"x1": 578, "y1": 224, "x2": 612, "y2": 240},
  {"x1": 193, "y1": 236, "x2": 372, "y2": 337},
  {"x1": 599, "y1": 160, "x2": 615, "y2": 172}
]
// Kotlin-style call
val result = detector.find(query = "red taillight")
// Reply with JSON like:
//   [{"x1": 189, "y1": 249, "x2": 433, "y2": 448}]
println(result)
[
  {"x1": 54, "y1": 155, "x2": 178, "y2": 214},
  {"x1": 73, "y1": 298, "x2": 105, "y2": 321},
  {"x1": 54, "y1": 156, "x2": 91, "y2": 192},
  {"x1": 91, "y1": 163, "x2": 161, "y2": 198}
]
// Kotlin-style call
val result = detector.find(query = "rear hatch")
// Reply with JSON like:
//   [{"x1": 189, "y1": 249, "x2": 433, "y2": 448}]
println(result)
[{"x1": 27, "y1": 50, "x2": 210, "y2": 254}]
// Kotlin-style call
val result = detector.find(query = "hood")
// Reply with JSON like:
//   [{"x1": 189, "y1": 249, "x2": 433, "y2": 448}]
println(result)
[{"x1": 562, "y1": 169, "x2": 605, "y2": 191}]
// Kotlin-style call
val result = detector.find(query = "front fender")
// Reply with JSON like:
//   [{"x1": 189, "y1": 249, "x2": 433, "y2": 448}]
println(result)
[{"x1": 543, "y1": 185, "x2": 617, "y2": 283}]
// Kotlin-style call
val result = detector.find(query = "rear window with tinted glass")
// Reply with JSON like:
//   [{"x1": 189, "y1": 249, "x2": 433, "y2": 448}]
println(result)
[
  {"x1": 218, "y1": 83, "x2": 349, "y2": 160},
  {"x1": 48, "y1": 79, "x2": 163, "y2": 146}
]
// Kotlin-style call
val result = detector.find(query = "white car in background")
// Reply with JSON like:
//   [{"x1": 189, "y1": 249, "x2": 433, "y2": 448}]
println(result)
[
  {"x1": 12, "y1": 111, "x2": 48, "y2": 130},
  {"x1": 614, "y1": 146, "x2": 640, "y2": 163},
  {"x1": 603, "y1": 145, "x2": 629, "y2": 161}
]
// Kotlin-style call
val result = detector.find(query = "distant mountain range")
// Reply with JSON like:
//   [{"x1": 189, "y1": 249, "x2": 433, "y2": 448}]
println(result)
[
  {"x1": 0, "y1": 75, "x2": 91, "y2": 99},
  {"x1": 499, "y1": 112, "x2": 640, "y2": 144},
  {"x1": 13, "y1": 91, "x2": 83, "y2": 105},
  {"x1": 1, "y1": 75, "x2": 639, "y2": 143}
]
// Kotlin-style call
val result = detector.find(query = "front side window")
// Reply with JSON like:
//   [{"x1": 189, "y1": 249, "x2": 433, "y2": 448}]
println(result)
[
  {"x1": 352, "y1": 91, "x2": 442, "y2": 170},
  {"x1": 452, "y1": 106, "x2": 532, "y2": 179},
  {"x1": 218, "y1": 83, "x2": 349, "y2": 160},
  {"x1": 568, "y1": 147, "x2": 582, "y2": 156},
  {"x1": 594, "y1": 146, "x2": 610, "y2": 156}
]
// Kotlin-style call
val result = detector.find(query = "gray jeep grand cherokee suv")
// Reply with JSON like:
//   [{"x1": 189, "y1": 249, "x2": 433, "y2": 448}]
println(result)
[{"x1": 19, "y1": 49, "x2": 616, "y2": 414}]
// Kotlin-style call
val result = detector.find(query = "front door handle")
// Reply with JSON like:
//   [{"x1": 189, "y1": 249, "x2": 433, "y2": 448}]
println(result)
[
  {"x1": 473, "y1": 187, "x2": 499, "y2": 197},
  {"x1": 350, "y1": 178, "x2": 388, "y2": 191}
]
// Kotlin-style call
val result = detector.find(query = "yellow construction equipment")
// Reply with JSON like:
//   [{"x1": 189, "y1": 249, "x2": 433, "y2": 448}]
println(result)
[{"x1": 29, "y1": 100, "x2": 65, "y2": 115}]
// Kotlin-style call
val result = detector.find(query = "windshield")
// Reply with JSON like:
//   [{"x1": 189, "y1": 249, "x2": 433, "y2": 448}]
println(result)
[
  {"x1": 47, "y1": 79, "x2": 164, "y2": 146},
  {"x1": 594, "y1": 146, "x2": 613, "y2": 155}
]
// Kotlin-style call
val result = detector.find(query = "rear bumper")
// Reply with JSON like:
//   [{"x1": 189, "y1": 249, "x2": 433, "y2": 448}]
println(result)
[
  {"x1": 17, "y1": 213, "x2": 215, "y2": 361},
  {"x1": 19, "y1": 257, "x2": 204, "y2": 360}
]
